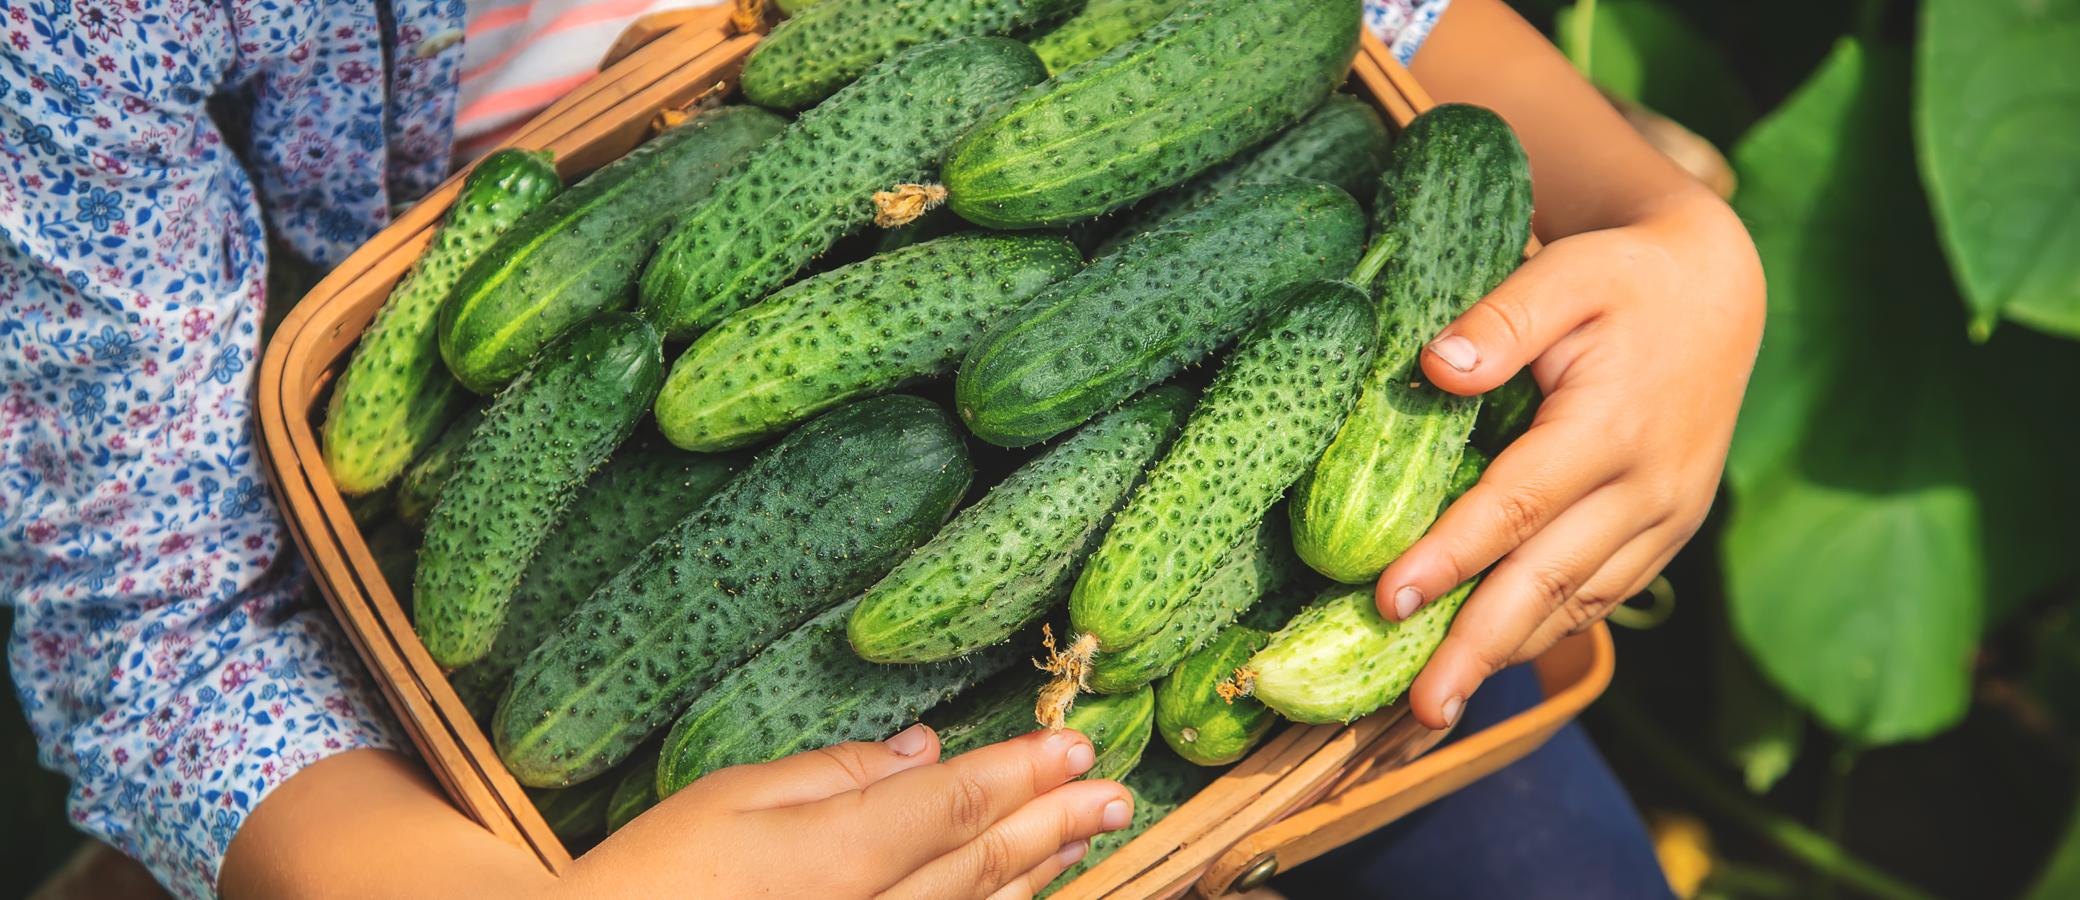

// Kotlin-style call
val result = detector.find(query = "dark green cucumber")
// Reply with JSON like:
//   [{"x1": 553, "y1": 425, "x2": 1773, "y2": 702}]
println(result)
[
  {"x1": 439, "y1": 107, "x2": 785, "y2": 393},
  {"x1": 848, "y1": 386, "x2": 1193, "y2": 664},
  {"x1": 1243, "y1": 579, "x2": 1475, "y2": 725},
  {"x1": 955, "y1": 180, "x2": 1364, "y2": 447},
  {"x1": 1043, "y1": 748, "x2": 1213, "y2": 896},
  {"x1": 1084, "y1": 515, "x2": 1302, "y2": 694},
  {"x1": 1473, "y1": 371, "x2": 1540, "y2": 454},
  {"x1": 1095, "y1": 95, "x2": 1392, "y2": 255},
  {"x1": 872, "y1": 208, "x2": 967, "y2": 255},
  {"x1": 395, "y1": 404, "x2": 486, "y2": 528},
  {"x1": 605, "y1": 753, "x2": 659, "y2": 833},
  {"x1": 741, "y1": 0, "x2": 1079, "y2": 110},
  {"x1": 1156, "y1": 626, "x2": 1273, "y2": 766},
  {"x1": 942, "y1": 0, "x2": 1360, "y2": 228},
  {"x1": 494, "y1": 395, "x2": 972, "y2": 787},
  {"x1": 654, "y1": 599, "x2": 1023, "y2": 796},
  {"x1": 448, "y1": 439, "x2": 742, "y2": 719},
  {"x1": 1290, "y1": 104, "x2": 1534, "y2": 584},
  {"x1": 366, "y1": 519, "x2": 421, "y2": 614},
  {"x1": 934, "y1": 676, "x2": 1156, "y2": 783},
  {"x1": 528, "y1": 779, "x2": 613, "y2": 850},
  {"x1": 1068, "y1": 282, "x2": 1377, "y2": 652},
  {"x1": 414, "y1": 313, "x2": 665, "y2": 669},
  {"x1": 639, "y1": 39, "x2": 1047, "y2": 340},
  {"x1": 325, "y1": 149, "x2": 561, "y2": 492},
  {"x1": 656, "y1": 234, "x2": 1081, "y2": 452},
  {"x1": 1027, "y1": 0, "x2": 1188, "y2": 74}
]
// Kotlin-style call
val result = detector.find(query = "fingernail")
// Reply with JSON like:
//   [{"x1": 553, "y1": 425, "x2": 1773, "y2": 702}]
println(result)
[
  {"x1": 1101, "y1": 799, "x2": 1132, "y2": 831},
  {"x1": 1428, "y1": 335, "x2": 1480, "y2": 372},
  {"x1": 1391, "y1": 586, "x2": 1423, "y2": 620},
  {"x1": 1055, "y1": 841, "x2": 1089, "y2": 867},
  {"x1": 1440, "y1": 695, "x2": 1465, "y2": 728},
  {"x1": 885, "y1": 723, "x2": 931, "y2": 756},
  {"x1": 1065, "y1": 739, "x2": 1096, "y2": 776}
]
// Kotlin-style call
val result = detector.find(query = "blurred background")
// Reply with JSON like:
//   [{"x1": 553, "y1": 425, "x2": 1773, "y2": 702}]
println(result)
[{"x1": 7, "y1": 0, "x2": 2078, "y2": 897}]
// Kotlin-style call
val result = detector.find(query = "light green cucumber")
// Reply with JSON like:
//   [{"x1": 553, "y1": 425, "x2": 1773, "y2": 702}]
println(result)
[
  {"x1": 934, "y1": 676, "x2": 1156, "y2": 783},
  {"x1": 1155, "y1": 625, "x2": 1273, "y2": 766},
  {"x1": 1240, "y1": 579, "x2": 1475, "y2": 725},
  {"x1": 1027, "y1": 0, "x2": 1188, "y2": 74},
  {"x1": 741, "y1": 0, "x2": 1080, "y2": 110},
  {"x1": 1084, "y1": 515, "x2": 1302, "y2": 694}
]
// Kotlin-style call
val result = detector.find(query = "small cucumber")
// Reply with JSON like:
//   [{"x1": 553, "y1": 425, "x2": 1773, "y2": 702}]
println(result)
[
  {"x1": 439, "y1": 107, "x2": 784, "y2": 393},
  {"x1": 1027, "y1": 0, "x2": 1188, "y2": 74},
  {"x1": 935, "y1": 676, "x2": 1156, "y2": 783},
  {"x1": 605, "y1": 753, "x2": 659, "y2": 834},
  {"x1": 741, "y1": 0, "x2": 1080, "y2": 110},
  {"x1": 1155, "y1": 625, "x2": 1273, "y2": 766},
  {"x1": 414, "y1": 313, "x2": 665, "y2": 669},
  {"x1": 1042, "y1": 748, "x2": 1213, "y2": 896},
  {"x1": 394, "y1": 404, "x2": 485, "y2": 528},
  {"x1": 943, "y1": 0, "x2": 1361, "y2": 228},
  {"x1": 1084, "y1": 516, "x2": 1302, "y2": 694},
  {"x1": 324, "y1": 149, "x2": 561, "y2": 493},
  {"x1": 654, "y1": 599, "x2": 1024, "y2": 797},
  {"x1": 848, "y1": 386, "x2": 1193, "y2": 664},
  {"x1": 494, "y1": 395, "x2": 972, "y2": 787},
  {"x1": 640, "y1": 38, "x2": 1048, "y2": 340},
  {"x1": 656, "y1": 233, "x2": 1081, "y2": 452},
  {"x1": 528, "y1": 779, "x2": 613, "y2": 851},
  {"x1": 955, "y1": 180, "x2": 1364, "y2": 447},
  {"x1": 1242, "y1": 580, "x2": 1475, "y2": 725}
]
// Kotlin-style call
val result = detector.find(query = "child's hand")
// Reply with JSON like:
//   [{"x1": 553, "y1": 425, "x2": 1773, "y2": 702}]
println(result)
[{"x1": 1378, "y1": 192, "x2": 1763, "y2": 729}]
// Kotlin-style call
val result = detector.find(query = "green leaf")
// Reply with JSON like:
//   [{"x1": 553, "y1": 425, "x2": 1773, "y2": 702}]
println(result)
[
  {"x1": 1917, "y1": 0, "x2": 2080, "y2": 339},
  {"x1": 1556, "y1": 0, "x2": 1753, "y2": 144}
]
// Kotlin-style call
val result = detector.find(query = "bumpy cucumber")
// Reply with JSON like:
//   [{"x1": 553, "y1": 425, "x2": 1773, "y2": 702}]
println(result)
[
  {"x1": 439, "y1": 108, "x2": 784, "y2": 394},
  {"x1": 1068, "y1": 283, "x2": 1376, "y2": 653},
  {"x1": 1156, "y1": 626, "x2": 1273, "y2": 766},
  {"x1": 942, "y1": 0, "x2": 1360, "y2": 228},
  {"x1": 776, "y1": 0, "x2": 823, "y2": 13},
  {"x1": 605, "y1": 753, "x2": 659, "y2": 834},
  {"x1": 395, "y1": 404, "x2": 485, "y2": 527},
  {"x1": 1084, "y1": 515, "x2": 1301, "y2": 694},
  {"x1": 324, "y1": 149, "x2": 561, "y2": 492},
  {"x1": 414, "y1": 313, "x2": 665, "y2": 669},
  {"x1": 654, "y1": 599, "x2": 1023, "y2": 796},
  {"x1": 494, "y1": 395, "x2": 972, "y2": 787},
  {"x1": 640, "y1": 39, "x2": 1047, "y2": 340},
  {"x1": 849, "y1": 386, "x2": 1192, "y2": 664},
  {"x1": 528, "y1": 779, "x2": 613, "y2": 850},
  {"x1": 1043, "y1": 748, "x2": 1213, "y2": 896},
  {"x1": 1027, "y1": 0, "x2": 1187, "y2": 74},
  {"x1": 935, "y1": 676, "x2": 1156, "y2": 783},
  {"x1": 1290, "y1": 104, "x2": 1534, "y2": 584},
  {"x1": 656, "y1": 234, "x2": 1080, "y2": 452},
  {"x1": 448, "y1": 440, "x2": 742, "y2": 719},
  {"x1": 741, "y1": 0, "x2": 1079, "y2": 110},
  {"x1": 1242, "y1": 579, "x2": 1475, "y2": 725},
  {"x1": 365, "y1": 519, "x2": 421, "y2": 613},
  {"x1": 955, "y1": 180, "x2": 1363, "y2": 447},
  {"x1": 1096, "y1": 95, "x2": 1392, "y2": 255}
]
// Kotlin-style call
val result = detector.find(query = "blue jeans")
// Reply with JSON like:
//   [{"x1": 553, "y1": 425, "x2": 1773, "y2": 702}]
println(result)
[{"x1": 1274, "y1": 665, "x2": 1673, "y2": 899}]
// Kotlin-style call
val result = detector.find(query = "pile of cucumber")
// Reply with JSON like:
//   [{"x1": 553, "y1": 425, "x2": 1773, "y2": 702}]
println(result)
[{"x1": 320, "y1": 0, "x2": 1535, "y2": 871}]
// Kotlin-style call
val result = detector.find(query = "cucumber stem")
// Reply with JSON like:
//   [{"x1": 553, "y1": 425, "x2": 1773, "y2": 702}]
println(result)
[
  {"x1": 1349, "y1": 234, "x2": 1396, "y2": 292},
  {"x1": 1035, "y1": 626, "x2": 1099, "y2": 729}
]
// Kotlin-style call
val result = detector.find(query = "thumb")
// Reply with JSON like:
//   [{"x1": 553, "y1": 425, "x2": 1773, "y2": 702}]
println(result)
[
  {"x1": 695, "y1": 723, "x2": 942, "y2": 811},
  {"x1": 1419, "y1": 241, "x2": 1604, "y2": 396}
]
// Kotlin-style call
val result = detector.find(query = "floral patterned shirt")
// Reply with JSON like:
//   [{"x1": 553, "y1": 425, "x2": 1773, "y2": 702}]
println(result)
[{"x1": 0, "y1": 1, "x2": 1445, "y2": 896}]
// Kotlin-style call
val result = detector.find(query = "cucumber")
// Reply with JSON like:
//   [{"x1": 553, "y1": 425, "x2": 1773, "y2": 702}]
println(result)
[
  {"x1": 1156, "y1": 626, "x2": 1273, "y2": 766},
  {"x1": 1241, "y1": 579, "x2": 1475, "y2": 725},
  {"x1": 849, "y1": 386, "x2": 1193, "y2": 664},
  {"x1": 324, "y1": 149, "x2": 561, "y2": 492},
  {"x1": 1084, "y1": 516, "x2": 1302, "y2": 694},
  {"x1": 366, "y1": 519, "x2": 421, "y2": 614},
  {"x1": 942, "y1": 0, "x2": 1361, "y2": 229},
  {"x1": 528, "y1": 779, "x2": 613, "y2": 850},
  {"x1": 1027, "y1": 0, "x2": 1187, "y2": 74},
  {"x1": 777, "y1": 0, "x2": 823, "y2": 13},
  {"x1": 1290, "y1": 104, "x2": 1534, "y2": 584},
  {"x1": 874, "y1": 208, "x2": 967, "y2": 255},
  {"x1": 654, "y1": 599, "x2": 1024, "y2": 796},
  {"x1": 494, "y1": 395, "x2": 972, "y2": 787},
  {"x1": 1095, "y1": 95, "x2": 1392, "y2": 255},
  {"x1": 655, "y1": 234, "x2": 1081, "y2": 452},
  {"x1": 640, "y1": 39, "x2": 1048, "y2": 340},
  {"x1": 1473, "y1": 370, "x2": 1540, "y2": 454},
  {"x1": 1043, "y1": 748, "x2": 1213, "y2": 895},
  {"x1": 935, "y1": 676, "x2": 1156, "y2": 783},
  {"x1": 414, "y1": 313, "x2": 665, "y2": 669},
  {"x1": 741, "y1": 0, "x2": 1079, "y2": 110},
  {"x1": 438, "y1": 107, "x2": 786, "y2": 394},
  {"x1": 605, "y1": 753, "x2": 659, "y2": 834},
  {"x1": 1066, "y1": 282, "x2": 1376, "y2": 655},
  {"x1": 955, "y1": 180, "x2": 1364, "y2": 447},
  {"x1": 448, "y1": 439, "x2": 742, "y2": 719},
  {"x1": 394, "y1": 404, "x2": 486, "y2": 528}
]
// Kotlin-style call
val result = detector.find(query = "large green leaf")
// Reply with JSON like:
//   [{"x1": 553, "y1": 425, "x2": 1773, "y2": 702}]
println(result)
[
  {"x1": 1917, "y1": 0, "x2": 2080, "y2": 339},
  {"x1": 1556, "y1": 0, "x2": 1753, "y2": 144}
]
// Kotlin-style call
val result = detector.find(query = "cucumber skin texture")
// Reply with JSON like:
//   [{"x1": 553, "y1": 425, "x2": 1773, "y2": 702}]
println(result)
[
  {"x1": 1249, "y1": 580, "x2": 1474, "y2": 724},
  {"x1": 438, "y1": 108, "x2": 784, "y2": 394},
  {"x1": 640, "y1": 39, "x2": 1048, "y2": 340},
  {"x1": 1085, "y1": 515, "x2": 1300, "y2": 694},
  {"x1": 935, "y1": 678, "x2": 1156, "y2": 783},
  {"x1": 1096, "y1": 95, "x2": 1392, "y2": 255},
  {"x1": 395, "y1": 404, "x2": 486, "y2": 528},
  {"x1": 943, "y1": 0, "x2": 1361, "y2": 229},
  {"x1": 493, "y1": 395, "x2": 973, "y2": 788},
  {"x1": 528, "y1": 780, "x2": 613, "y2": 850},
  {"x1": 1043, "y1": 749, "x2": 1212, "y2": 896},
  {"x1": 656, "y1": 234, "x2": 1082, "y2": 452},
  {"x1": 848, "y1": 386, "x2": 1193, "y2": 664},
  {"x1": 1027, "y1": 0, "x2": 1188, "y2": 74},
  {"x1": 413, "y1": 313, "x2": 666, "y2": 669},
  {"x1": 1156, "y1": 625, "x2": 1271, "y2": 766},
  {"x1": 654, "y1": 599, "x2": 1023, "y2": 796},
  {"x1": 776, "y1": 0, "x2": 823, "y2": 13},
  {"x1": 955, "y1": 180, "x2": 1364, "y2": 447},
  {"x1": 605, "y1": 754, "x2": 659, "y2": 833},
  {"x1": 1290, "y1": 104, "x2": 1535, "y2": 584},
  {"x1": 449, "y1": 441, "x2": 742, "y2": 719},
  {"x1": 1070, "y1": 282, "x2": 1377, "y2": 651},
  {"x1": 741, "y1": 0, "x2": 1079, "y2": 111},
  {"x1": 324, "y1": 149, "x2": 561, "y2": 493}
]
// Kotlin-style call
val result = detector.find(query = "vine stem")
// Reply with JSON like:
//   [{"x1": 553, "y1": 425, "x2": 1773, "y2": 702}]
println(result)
[
  {"x1": 1598, "y1": 699, "x2": 1939, "y2": 900},
  {"x1": 1349, "y1": 234, "x2": 1396, "y2": 292}
]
